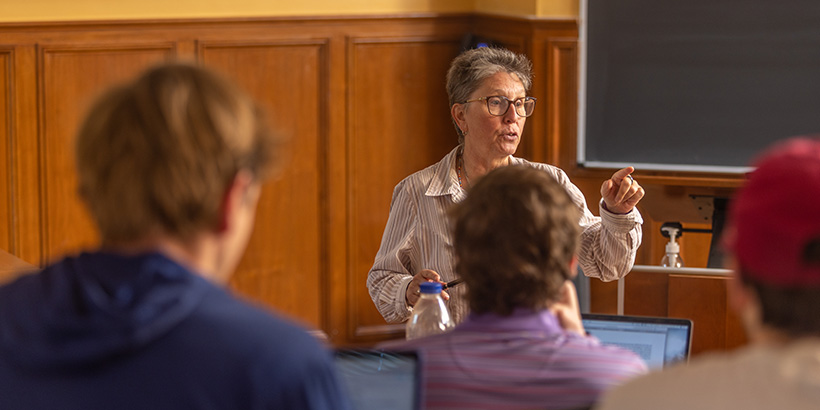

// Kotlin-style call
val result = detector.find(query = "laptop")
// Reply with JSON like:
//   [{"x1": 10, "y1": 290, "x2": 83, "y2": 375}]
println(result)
[
  {"x1": 334, "y1": 349, "x2": 421, "y2": 410},
  {"x1": 582, "y1": 313, "x2": 693, "y2": 370}
]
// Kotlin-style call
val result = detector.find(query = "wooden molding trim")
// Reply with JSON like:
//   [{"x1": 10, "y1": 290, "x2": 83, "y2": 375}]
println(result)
[
  {"x1": 354, "y1": 323, "x2": 406, "y2": 338},
  {"x1": 0, "y1": 49, "x2": 14, "y2": 253},
  {"x1": 0, "y1": 13, "x2": 475, "y2": 30}
]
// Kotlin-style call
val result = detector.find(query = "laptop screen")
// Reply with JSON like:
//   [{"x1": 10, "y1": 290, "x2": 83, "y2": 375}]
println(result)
[
  {"x1": 334, "y1": 349, "x2": 421, "y2": 410},
  {"x1": 582, "y1": 313, "x2": 693, "y2": 369}
]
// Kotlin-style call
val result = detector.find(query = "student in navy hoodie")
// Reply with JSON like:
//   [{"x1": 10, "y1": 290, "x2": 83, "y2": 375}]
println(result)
[{"x1": 0, "y1": 63, "x2": 350, "y2": 410}]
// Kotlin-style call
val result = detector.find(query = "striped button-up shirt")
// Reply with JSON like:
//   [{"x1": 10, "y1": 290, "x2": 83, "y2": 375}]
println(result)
[
  {"x1": 366, "y1": 146, "x2": 643, "y2": 324},
  {"x1": 378, "y1": 309, "x2": 648, "y2": 410}
]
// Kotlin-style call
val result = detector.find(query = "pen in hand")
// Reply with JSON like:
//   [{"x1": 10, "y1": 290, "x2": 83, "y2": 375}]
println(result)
[{"x1": 442, "y1": 278, "x2": 463, "y2": 290}]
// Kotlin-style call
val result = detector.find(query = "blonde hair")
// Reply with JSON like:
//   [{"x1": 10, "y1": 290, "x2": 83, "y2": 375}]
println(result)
[{"x1": 75, "y1": 62, "x2": 277, "y2": 243}]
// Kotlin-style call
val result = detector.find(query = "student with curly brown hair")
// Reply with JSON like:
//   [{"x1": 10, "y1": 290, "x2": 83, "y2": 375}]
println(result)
[{"x1": 380, "y1": 165, "x2": 646, "y2": 410}]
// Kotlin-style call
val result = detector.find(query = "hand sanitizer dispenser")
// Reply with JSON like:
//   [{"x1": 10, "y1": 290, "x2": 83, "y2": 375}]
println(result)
[{"x1": 660, "y1": 225, "x2": 684, "y2": 268}]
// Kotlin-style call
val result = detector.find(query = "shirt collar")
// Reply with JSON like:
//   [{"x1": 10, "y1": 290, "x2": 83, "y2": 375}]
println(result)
[
  {"x1": 424, "y1": 146, "x2": 518, "y2": 201},
  {"x1": 509, "y1": 155, "x2": 526, "y2": 166},
  {"x1": 425, "y1": 145, "x2": 464, "y2": 199},
  {"x1": 456, "y1": 308, "x2": 564, "y2": 334}
]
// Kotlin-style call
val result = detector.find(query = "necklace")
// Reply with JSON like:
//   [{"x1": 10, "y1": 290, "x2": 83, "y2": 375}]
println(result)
[{"x1": 457, "y1": 152, "x2": 471, "y2": 189}]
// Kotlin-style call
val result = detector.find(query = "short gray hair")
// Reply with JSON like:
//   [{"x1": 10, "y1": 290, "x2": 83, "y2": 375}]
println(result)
[{"x1": 446, "y1": 47, "x2": 533, "y2": 143}]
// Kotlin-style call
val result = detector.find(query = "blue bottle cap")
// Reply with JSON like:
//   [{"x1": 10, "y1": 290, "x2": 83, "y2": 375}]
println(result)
[{"x1": 419, "y1": 282, "x2": 442, "y2": 294}]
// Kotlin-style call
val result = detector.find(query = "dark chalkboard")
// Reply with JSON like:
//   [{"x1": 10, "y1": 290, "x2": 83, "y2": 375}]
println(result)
[{"x1": 578, "y1": 0, "x2": 820, "y2": 173}]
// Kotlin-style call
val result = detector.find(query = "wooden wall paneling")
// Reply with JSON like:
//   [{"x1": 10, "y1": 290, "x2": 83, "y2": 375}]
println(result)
[
  {"x1": 199, "y1": 40, "x2": 330, "y2": 331},
  {"x1": 0, "y1": 249, "x2": 35, "y2": 285},
  {"x1": 623, "y1": 271, "x2": 668, "y2": 317},
  {"x1": 668, "y1": 274, "x2": 730, "y2": 356},
  {"x1": 531, "y1": 21, "x2": 579, "y2": 166},
  {"x1": 544, "y1": 38, "x2": 578, "y2": 168},
  {"x1": 347, "y1": 36, "x2": 463, "y2": 343},
  {"x1": 9, "y1": 46, "x2": 40, "y2": 267},
  {"x1": 0, "y1": 50, "x2": 11, "y2": 253},
  {"x1": 323, "y1": 36, "x2": 351, "y2": 344},
  {"x1": 38, "y1": 44, "x2": 176, "y2": 263},
  {"x1": 7, "y1": 14, "x2": 752, "y2": 348},
  {"x1": 522, "y1": 38, "x2": 547, "y2": 165},
  {"x1": 589, "y1": 280, "x2": 618, "y2": 314}
]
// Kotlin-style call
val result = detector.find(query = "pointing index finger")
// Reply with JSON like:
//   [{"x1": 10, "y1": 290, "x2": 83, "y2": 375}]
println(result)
[{"x1": 611, "y1": 166, "x2": 635, "y2": 182}]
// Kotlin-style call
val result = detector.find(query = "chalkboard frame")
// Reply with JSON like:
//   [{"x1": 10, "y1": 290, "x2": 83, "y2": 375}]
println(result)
[{"x1": 577, "y1": 0, "x2": 820, "y2": 174}]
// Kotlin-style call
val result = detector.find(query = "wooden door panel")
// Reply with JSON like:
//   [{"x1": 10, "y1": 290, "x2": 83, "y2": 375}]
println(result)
[
  {"x1": 348, "y1": 38, "x2": 461, "y2": 340},
  {"x1": 40, "y1": 45, "x2": 174, "y2": 262},
  {"x1": 201, "y1": 41, "x2": 328, "y2": 328},
  {"x1": 0, "y1": 51, "x2": 11, "y2": 252},
  {"x1": 668, "y1": 274, "x2": 729, "y2": 355}
]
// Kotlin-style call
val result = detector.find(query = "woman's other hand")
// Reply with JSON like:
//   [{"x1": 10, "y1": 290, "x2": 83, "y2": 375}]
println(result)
[{"x1": 405, "y1": 269, "x2": 449, "y2": 306}]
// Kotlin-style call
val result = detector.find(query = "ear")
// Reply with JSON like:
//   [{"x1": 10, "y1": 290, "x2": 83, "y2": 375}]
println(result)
[
  {"x1": 216, "y1": 169, "x2": 258, "y2": 234},
  {"x1": 727, "y1": 269, "x2": 767, "y2": 341},
  {"x1": 451, "y1": 103, "x2": 468, "y2": 135},
  {"x1": 727, "y1": 271, "x2": 754, "y2": 313},
  {"x1": 568, "y1": 255, "x2": 579, "y2": 279}
]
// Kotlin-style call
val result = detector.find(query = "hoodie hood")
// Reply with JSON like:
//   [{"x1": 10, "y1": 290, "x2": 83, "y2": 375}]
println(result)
[{"x1": 0, "y1": 252, "x2": 209, "y2": 371}]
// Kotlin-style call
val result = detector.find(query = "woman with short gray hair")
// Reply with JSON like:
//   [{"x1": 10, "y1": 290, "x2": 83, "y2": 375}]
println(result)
[{"x1": 367, "y1": 46, "x2": 645, "y2": 325}]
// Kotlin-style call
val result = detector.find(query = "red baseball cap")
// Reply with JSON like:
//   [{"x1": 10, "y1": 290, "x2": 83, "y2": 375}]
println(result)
[{"x1": 725, "y1": 137, "x2": 820, "y2": 286}]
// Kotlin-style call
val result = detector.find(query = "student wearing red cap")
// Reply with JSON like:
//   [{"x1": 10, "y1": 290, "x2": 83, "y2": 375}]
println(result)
[{"x1": 597, "y1": 137, "x2": 820, "y2": 410}]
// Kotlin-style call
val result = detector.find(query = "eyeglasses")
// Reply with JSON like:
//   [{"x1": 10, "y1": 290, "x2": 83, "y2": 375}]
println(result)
[{"x1": 462, "y1": 96, "x2": 537, "y2": 117}]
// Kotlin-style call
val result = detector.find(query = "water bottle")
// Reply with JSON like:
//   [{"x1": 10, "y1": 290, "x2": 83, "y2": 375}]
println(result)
[{"x1": 406, "y1": 282, "x2": 454, "y2": 340}]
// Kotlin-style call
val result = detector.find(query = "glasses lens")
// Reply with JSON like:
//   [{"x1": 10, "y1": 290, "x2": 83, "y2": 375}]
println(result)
[
  {"x1": 486, "y1": 96, "x2": 508, "y2": 116},
  {"x1": 518, "y1": 98, "x2": 536, "y2": 117},
  {"x1": 484, "y1": 97, "x2": 535, "y2": 117}
]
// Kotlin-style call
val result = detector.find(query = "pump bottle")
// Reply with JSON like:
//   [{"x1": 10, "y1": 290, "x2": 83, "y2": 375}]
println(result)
[{"x1": 660, "y1": 226, "x2": 684, "y2": 268}]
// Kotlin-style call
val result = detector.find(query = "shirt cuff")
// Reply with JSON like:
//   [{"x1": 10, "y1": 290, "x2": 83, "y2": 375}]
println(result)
[
  {"x1": 395, "y1": 275, "x2": 415, "y2": 317},
  {"x1": 599, "y1": 199, "x2": 644, "y2": 231}
]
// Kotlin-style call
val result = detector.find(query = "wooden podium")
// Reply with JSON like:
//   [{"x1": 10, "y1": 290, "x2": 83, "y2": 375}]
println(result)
[
  {"x1": 0, "y1": 249, "x2": 36, "y2": 285},
  {"x1": 619, "y1": 265, "x2": 748, "y2": 356}
]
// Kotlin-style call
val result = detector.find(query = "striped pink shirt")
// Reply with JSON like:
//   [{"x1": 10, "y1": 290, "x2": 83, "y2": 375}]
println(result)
[
  {"x1": 378, "y1": 309, "x2": 648, "y2": 410},
  {"x1": 367, "y1": 146, "x2": 643, "y2": 324}
]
